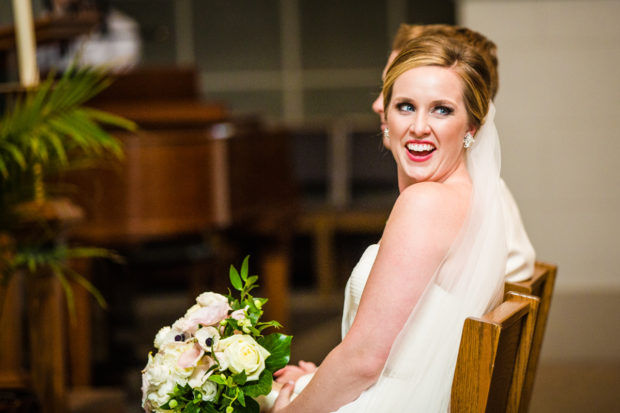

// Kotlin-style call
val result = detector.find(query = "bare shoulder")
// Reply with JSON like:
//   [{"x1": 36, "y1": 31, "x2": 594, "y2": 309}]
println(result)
[
  {"x1": 383, "y1": 181, "x2": 470, "y2": 254},
  {"x1": 391, "y1": 181, "x2": 468, "y2": 220}
]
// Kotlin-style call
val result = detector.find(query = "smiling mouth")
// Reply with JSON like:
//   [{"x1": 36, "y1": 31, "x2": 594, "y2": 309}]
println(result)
[{"x1": 406, "y1": 142, "x2": 436, "y2": 157}]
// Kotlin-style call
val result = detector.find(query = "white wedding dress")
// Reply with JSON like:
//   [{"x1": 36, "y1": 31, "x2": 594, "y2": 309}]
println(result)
[
  {"x1": 335, "y1": 244, "x2": 461, "y2": 412},
  {"x1": 287, "y1": 104, "x2": 519, "y2": 412}
]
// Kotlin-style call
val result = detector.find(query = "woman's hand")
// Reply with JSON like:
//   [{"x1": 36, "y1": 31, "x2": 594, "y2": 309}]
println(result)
[
  {"x1": 273, "y1": 360, "x2": 317, "y2": 384},
  {"x1": 269, "y1": 381, "x2": 295, "y2": 412}
]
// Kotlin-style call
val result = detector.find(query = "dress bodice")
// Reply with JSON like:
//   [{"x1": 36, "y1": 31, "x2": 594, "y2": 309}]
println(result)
[{"x1": 341, "y1": 244, "x2": 379, "y2": 339}]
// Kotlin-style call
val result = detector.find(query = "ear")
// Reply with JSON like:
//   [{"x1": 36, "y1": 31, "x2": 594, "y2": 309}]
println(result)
[{"x1": 467, "y1": 123, "x2": 478, "y2": 138}]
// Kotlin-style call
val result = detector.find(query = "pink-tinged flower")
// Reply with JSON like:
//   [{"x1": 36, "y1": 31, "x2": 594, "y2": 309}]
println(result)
[
  {"x1": 188, "y1": 356, "x2": 216, "y2": 388},
  {"x1": 178, "y1": 343, "x2": 204, "y2": 369},
  {"x1": 187, "y1": 301, "x2": 230, "y2": 327},
  {"x1": 196, "y1": 292, "x2": 229, "y2": 308},
  {"x1": 230, "y1": 308, "x2": 246, "y2": 320}
]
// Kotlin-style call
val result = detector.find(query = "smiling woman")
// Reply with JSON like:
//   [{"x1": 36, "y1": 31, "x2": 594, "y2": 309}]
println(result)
[{"x1": 268, "y1": 33, "x2": 515, "y2": 413}]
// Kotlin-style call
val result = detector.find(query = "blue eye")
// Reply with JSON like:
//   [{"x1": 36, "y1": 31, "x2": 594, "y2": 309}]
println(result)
[
  {"x1": 435, "y1": 105, "x2": 454, "y2": 115},
  {"x1": 397, "y1": 102, "x2": 414, "y2": 112}
]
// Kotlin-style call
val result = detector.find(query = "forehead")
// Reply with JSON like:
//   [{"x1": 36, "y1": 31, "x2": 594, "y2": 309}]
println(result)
[{"x1": 392, "y1": 65, "x2": 464, "y2": 101}]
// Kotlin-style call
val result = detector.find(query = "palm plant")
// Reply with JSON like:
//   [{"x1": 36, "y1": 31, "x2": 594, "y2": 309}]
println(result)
[{"x1": 0, "y1": 65, "x2": 136, "y2": 317}]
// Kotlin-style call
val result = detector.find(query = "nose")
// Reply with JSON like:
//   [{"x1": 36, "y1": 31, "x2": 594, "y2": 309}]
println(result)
[
  {"x1": 372, "y1": 92, "x2": 384, "y2": 120},
  {"x1": 410, "y1": 112, "x2": 431, "y2": 137}
]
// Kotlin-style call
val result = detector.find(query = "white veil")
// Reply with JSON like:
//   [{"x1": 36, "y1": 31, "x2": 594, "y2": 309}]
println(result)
[{"x1": 335, "y1": 103, "x2": 507, "y2": 412}]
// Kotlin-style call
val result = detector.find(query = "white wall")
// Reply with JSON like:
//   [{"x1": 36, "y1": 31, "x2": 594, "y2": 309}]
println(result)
[{"x1": 459, "y1": 0, "x2": 620, "y2": 293}]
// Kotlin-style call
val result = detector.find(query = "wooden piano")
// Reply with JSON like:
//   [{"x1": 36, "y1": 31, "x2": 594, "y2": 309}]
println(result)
[{"x1": 65, "y1": 66, "x2": 299, "y2": 386}]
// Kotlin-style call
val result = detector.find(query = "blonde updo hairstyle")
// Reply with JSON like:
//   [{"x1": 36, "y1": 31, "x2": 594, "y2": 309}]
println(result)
[
  {"x1": 391, "y1": 24, "x2": 499, "y2": 100},
  {"x1": 383, "y1": 35, "x2": 491, "y2": 130}
]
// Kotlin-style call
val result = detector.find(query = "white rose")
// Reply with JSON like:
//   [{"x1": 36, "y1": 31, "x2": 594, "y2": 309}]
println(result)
[
  {"x1": 147, "y1": 378, "x2": 175, "y2": 408},
  {"x1": 196, "y1": 292, "x2": 228, "y2": 307},
  {"x1": 216, "y1": 335, "x2": 270, "y2": 381},
  {"x1": 195, "y1": 326, "x2": 220, "y2": 351},
  {"x1": 201, "y1": 380, "x2": 218, "y2": 402},
  {"x1": 215, "y1": 351, "x2": 229, "y2": 372},
  {"x1": 143, "y1": 352, "x2": 170, "y2": 387}
]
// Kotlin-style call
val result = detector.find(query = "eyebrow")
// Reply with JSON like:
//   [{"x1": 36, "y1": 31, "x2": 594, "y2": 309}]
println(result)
[{"x1": 390, "y1": 96, "x2": 458, "y2": 107}]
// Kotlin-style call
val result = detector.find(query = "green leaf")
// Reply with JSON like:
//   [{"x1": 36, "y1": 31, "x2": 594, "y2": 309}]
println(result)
[
  {"x1": 235, "y1": 397, "x2": 260, "y2": 413},
  {"x1": 242, "y1": 370, "x2": 273, "y2": 398},
  {"x1": 182, "y1": 402, "x2": 199, "y2": 413},
  {"x1": 200, "y1": 403, "x2": 219, "y2": 413},
  {"x1": 229, "y1": 265, "x2": 242, "y2": 291},
  {"x1": 51, "y1": 263, "x2": 75, "y2": 318},
  {"x1": 208, "y1": 374, "x2": 227, "y2": 385},
  {"x1": 233, "y1": 370, "x2": 247, "y2": 386},
  {"x1": 240, "y1": 255, "x2": 249, "y2": 281},
  {"x1": 64, "y1": 266, "x2": 108, "y2": 309},
  {"x1": 82, "y1": 107, "x2": 137, "y2": 131},
  {"x1": 259, "y1": 333, "x2": 292, "y2": 372},
  {"x1": 238, "y1": 389, "x2": 246, "y2": 407}
]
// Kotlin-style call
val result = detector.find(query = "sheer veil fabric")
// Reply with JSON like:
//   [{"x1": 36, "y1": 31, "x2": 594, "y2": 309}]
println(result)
[{"x1": 334, "y1": 104, "x2": 507, "y2": 412}]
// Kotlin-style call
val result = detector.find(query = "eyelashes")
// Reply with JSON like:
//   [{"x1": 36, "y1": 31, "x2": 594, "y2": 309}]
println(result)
[
  {"x1": 435, "y1": 105, "x2": 454, "y2": 115},
  {"x1": 396, "y1": 102, "x2": 414, "y2": 112},
  {"x1": 394, "y1": 102, "x2": 455, "y2": 116}
]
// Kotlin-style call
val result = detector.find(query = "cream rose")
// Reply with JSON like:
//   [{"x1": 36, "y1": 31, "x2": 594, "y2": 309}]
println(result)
[
  {"x1": 216, "y1": 335, "x2": 270, "y2": 381},
  {"x1": 146, "y1": 378, "x2": 175, "y2": 408},
  {"x1": 143, "y1": 352, "x2": 170, "y2": 387}
]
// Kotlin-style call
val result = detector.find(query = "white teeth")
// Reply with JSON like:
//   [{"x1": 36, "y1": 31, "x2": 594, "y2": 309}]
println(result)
[{"x1": 406, "y1": 143, "x2": 435, "y2": 152}]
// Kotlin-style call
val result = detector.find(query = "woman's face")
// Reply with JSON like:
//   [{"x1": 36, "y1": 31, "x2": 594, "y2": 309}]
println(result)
[{"x1": 386, "y1": 65, "x2": 475, "y2": 188}]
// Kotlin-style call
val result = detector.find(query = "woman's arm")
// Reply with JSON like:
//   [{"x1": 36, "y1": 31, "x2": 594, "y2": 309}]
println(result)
[{"x1": 272, "y1": 182, "x2": 470, "y2": 413}]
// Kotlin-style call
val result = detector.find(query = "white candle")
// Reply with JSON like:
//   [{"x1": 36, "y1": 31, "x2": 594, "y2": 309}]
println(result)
[{"x1": 12, "y1": 0, "x2": 39, "y2": 88}]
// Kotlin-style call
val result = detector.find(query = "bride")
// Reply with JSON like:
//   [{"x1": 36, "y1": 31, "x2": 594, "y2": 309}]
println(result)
[{"x1": 271, "y1": 34, "x2": 516, "y2": 412}]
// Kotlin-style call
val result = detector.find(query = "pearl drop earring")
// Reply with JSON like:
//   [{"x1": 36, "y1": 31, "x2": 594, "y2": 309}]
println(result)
[{"x1": 383, "y1": 128, "x2": 390, "y2": 140}]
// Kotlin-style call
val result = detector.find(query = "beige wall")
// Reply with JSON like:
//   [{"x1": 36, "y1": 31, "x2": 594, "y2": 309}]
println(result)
[{"x1": 459, "y1": 0, "x2": 620, "y2": 293}]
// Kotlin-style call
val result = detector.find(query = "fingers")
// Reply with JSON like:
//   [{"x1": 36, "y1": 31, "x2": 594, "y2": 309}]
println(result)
[
  {"x1": 274, "y1": 365, "x2": 294, "y2": 376},
  {"x1": 299, "y1": 360, "x2": 317, "y2": 372},
  {"x1": 272, "y1": 381, "x2": 294, "y2": 411},
  {"x1": 274, "y1": 367, "x2": 301, "y2": 384},
  {"x1": 273, "y1": 361, "x2": 317, "y2": 384}
]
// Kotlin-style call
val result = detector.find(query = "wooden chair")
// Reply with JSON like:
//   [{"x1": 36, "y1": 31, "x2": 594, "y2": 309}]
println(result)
[
  {"x1": 505, "y1": 261, "x2": 558, "y2": 412},
  {"x1": 451, "y1": 292, "x2": 540, "y2": 413}
]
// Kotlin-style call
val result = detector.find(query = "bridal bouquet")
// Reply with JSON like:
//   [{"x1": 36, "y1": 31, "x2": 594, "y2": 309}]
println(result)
[{"x1": 142, "y1": 257, "x2": 292, "y2": 413}]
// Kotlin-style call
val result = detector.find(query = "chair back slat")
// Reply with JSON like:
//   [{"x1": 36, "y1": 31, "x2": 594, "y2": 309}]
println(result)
[
  {"x1": 451, "y1": 292, "x2": 539, "y2": 413},
  {"x1": 505, "y1": 262, "x2": 558, "y2": 412}
]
